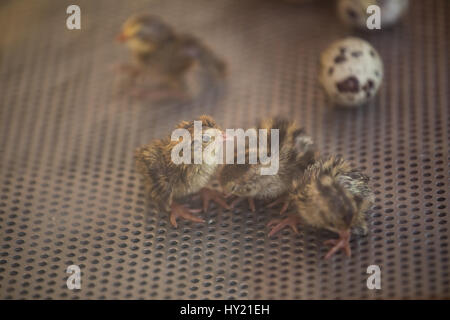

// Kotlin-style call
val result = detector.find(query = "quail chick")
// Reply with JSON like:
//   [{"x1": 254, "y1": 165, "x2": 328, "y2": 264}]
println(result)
[
  {"x1": 220, "y1": 117, "x2": 317, "y2": 213},
  {"x1": 267, "y1": 155, "x2": 374, "y2": 259},
  {"x1": 117, "y1": 14, "x2": 226, "y2": 100},
  {"x1": 135, "y1": 115, "x2": 230, "y2": 228}
]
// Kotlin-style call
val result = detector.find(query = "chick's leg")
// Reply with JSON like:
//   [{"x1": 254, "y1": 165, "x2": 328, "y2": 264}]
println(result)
[
  {"x1": 170, "y1": 202, "x2": 204, "y2": 228},
  {"x1": 114, "y1": 63, "x2": 141, "y2": 93},
  {"x1": 266, "y1": 194, "x2": 290, "y2": 215},
  {"x1": 118, "y1": 71, "x2": 189, "y2": 102},
  {"x1": 323, "y1": 230, "x2": 351, "y2": 259},
  {"x1": 130, "y1": 82, "x2": 189, "y2": 101},
  {"x1": 131, "y1": 76, "x2": 190, "y2": 101},
  {"x1": 199, "y1": 188, "x2": 231, "y2": 212},
  {"x1": 114, "y1": 62, "x2": 141, "y2": 77},
  {"x1": 230, "y1": 197, "x2": 256, "y2": 212},
  {"x1": 267, "y1": 215, "x2": 302, "y2": 237},
  {"x1": 248, "y1": 198, "x2": 256, "y2": 212}
]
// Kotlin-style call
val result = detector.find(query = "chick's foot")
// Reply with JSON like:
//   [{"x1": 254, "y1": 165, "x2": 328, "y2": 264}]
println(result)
[
  {"x1": 323, "y1": 230, "x2": 351, "y2": 259},
  {"x1": 267, "y1": 215, "x2": 301, "y2": 237},
  {"x1": 266, "y1": 195, "x2": 290, "y2": 215},
  {"x1": 200, "y1": 188, "x2": 231, "y2": 212},
  {"x1": 114, "y1": 63, "x2": 141, "y2": 77},
  {"x1": 170, "y1": 202, "x2": 204, "y2": 228}
]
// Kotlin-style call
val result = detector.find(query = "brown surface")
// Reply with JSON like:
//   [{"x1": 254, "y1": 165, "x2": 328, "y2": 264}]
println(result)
[{"x1": 0, "y1": 0, "x2": 449, "y2": 299}]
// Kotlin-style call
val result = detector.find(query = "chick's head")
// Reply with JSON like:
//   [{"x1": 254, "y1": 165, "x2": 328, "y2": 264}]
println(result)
[
  {"x1": 172, "y1": 115, "x2": 225, "y2": 166},
  {"x1": 308, "y1": 174, "x2": 362, "y2": 234},
  {"x1": 219, "y1": 164, "x2": 259, "y2": 197},
  {"x1": 117, "y1": 14, "x2": 175, "y2": 55}
]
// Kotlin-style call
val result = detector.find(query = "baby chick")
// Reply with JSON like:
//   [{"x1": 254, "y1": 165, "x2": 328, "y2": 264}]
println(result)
[
  {"x1": 267, "y1": 155, "x2": 374, "y2": 259},
  {"x1": 117, "y1": 14, "x2": 226, "y2": 100},
  {"x1": 135, "y1": 115, "x2": 230, "y2": 228},
  {"x1": 220, "y1": 117, "x2": 317, "y2": 213}
]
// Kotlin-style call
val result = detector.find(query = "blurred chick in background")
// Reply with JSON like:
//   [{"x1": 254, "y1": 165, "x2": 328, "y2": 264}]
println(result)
[
  {"x1": 220, "y1": 117, "x2": 317, "y2": 213},
  {"x1": 116, "y1": 14, "x2": 226, "y2": 101},
  {"x1": 135, "y1": 115, "x2": 230, "y2": 228},
  {"x1": 268, "y1": 156, "x2": 374, "y2": 259}
]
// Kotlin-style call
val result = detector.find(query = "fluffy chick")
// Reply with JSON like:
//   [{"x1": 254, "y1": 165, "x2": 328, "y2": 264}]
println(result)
[
  {"x1": 220, "y1": 117, "x2": 317, "y2": 213},
  {"x1": 135, "y1": 115, "x2": 230, "y2": 228},
  {"x1": 268, "y1": 155, "x2": 374, "y2": 259},
  {"x1": 117, "y1": 14, "x2": 225, "y2": 99}
]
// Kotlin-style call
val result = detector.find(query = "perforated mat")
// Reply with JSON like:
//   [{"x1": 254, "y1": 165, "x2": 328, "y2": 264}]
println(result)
[{"x1": 0, "y1": 0, "x2": 449, "y2": 299}]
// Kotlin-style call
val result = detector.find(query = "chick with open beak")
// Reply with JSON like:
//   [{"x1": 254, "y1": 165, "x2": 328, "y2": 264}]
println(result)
[
  {"x1": 219, "y1": 117, "x2": 317, "y2": 213},
  {"x1": 267, "y1": 155, "x2": 374, "y2": 259}
]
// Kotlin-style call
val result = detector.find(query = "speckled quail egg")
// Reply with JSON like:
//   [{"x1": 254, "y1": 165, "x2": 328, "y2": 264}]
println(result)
[
  {"x1": 337, "y1": 0, "x2": 409, "y2": 29},
  {"x1": 319, "y1": 37, "x2": 383, "y2": 107}
]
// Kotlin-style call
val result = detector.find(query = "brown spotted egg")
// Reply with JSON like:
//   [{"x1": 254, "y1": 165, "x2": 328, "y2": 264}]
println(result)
[{"x1": 319, "y1": 37, "x2": 383, "y2": 107}]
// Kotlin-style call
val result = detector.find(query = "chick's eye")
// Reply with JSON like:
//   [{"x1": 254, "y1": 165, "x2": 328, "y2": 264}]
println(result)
[{"x1": 202, "y1": 135, "x2": 211, "y2": 143}]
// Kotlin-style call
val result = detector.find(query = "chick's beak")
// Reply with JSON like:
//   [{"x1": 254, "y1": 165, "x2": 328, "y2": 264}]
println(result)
[{"x1": 222, "y1": 132, "x2": 233, "y2": 142}]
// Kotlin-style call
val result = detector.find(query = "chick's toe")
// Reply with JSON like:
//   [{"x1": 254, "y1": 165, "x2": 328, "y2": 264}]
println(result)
[
  {"x1": 170, "y1": 203, "x2": 204, "y2": 228},
  {"x1": 266, "y1": 195, "x2": 290, "y2": 215},
  {"x1": 199, "y1": 188, "x2": 231, "y2": 212},
  {"x1": 324, "y1": 230, "x2": 352, "y2": 259},
  {"x1": 267, "y1": 215, "x2": 301, "y2": 237}
]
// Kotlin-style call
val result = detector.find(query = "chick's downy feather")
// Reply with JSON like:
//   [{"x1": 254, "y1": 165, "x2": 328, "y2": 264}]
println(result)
[
  {"x1": 219, "y1": 117, "x2": 317, "y2": 200},
  {"x1": 135, "y1": 115, "x2": 220, "y2": 212},
  {"x1": 290, "y1": 155, "x2": 374, "y2": 234}
]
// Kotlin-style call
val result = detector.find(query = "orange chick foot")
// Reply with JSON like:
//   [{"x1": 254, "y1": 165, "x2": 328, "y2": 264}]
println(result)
[
  {"x1": 199, "y1": 188, "x2": 231, "y2": 212},
  {"x1": 323, "y1": 230, "x2": 351, "y2": 259},
  {"x1": 169, "y1": 202, "x2": 204, "y2": 228},
  {"x1": 230, "y1": 197, "x2": 256, "y2": 212},
  {"x1": 266, "y1": 195, "x2": 290, "y2": 215},
  {"x1": 267, "y1": 215, "x2": 301, "y2": 237}
]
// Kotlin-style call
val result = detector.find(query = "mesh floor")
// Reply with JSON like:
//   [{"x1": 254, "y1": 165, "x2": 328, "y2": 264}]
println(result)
[{"x1": 0, "y1": 0, "x2": 449, "y2": 300}]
